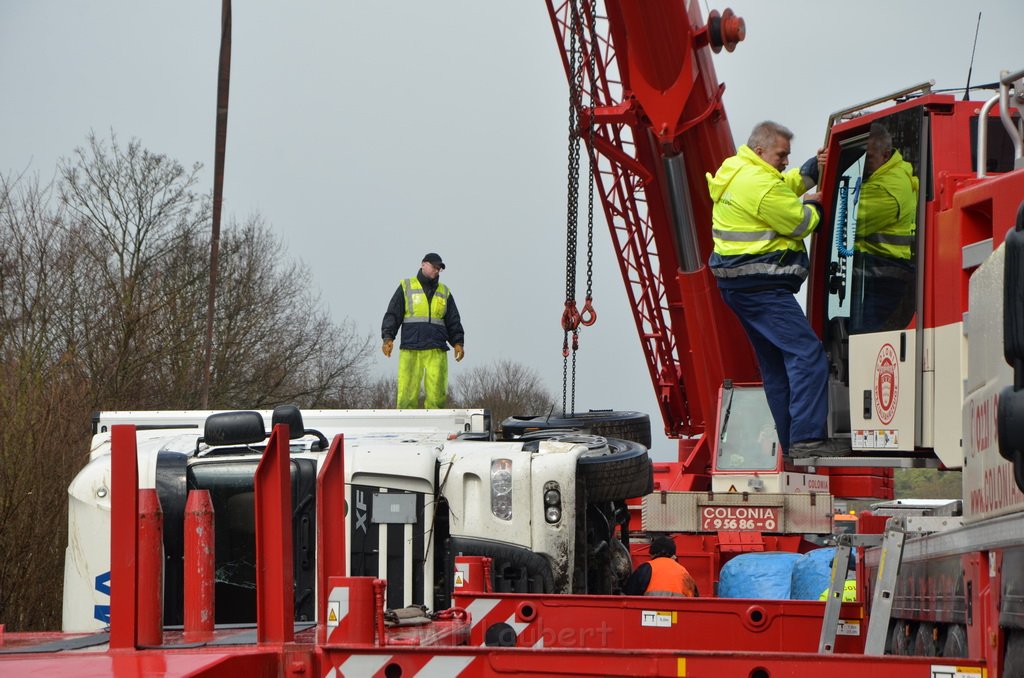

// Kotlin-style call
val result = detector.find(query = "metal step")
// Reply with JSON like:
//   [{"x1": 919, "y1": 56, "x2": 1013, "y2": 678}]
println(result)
[{"x1": 789, "y1": 455, "x2": 941, "y2": 469}]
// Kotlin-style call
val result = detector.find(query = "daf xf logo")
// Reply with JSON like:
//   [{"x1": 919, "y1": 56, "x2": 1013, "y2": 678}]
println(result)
[{"x1": 355, "y1": 489, "x2": 368, "y2": 534}]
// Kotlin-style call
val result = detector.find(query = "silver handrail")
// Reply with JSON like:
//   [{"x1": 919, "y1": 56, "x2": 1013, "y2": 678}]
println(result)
[
  {"x1": 978, "y1": 69, "x2": 1024, "y2": 176},
  {"x1": 824, "y1": 80, "x2": 934, "y2": 144},
  {"x1": 977, "y1": 94, "x2": 1001, "y2": 179},
  {"x1": 998, "y1": 69, "x2": 1024, "y2": 166}
]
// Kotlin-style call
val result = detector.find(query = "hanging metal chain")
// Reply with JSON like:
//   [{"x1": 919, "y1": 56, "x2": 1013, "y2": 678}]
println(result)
[
  {"x1": 561, "y1": 0, "x2": 601, "y2": 416},
  {"x1": 581, "y1": 0, "x2": 598, "y2": 329},
  {"x1": 561, "y1": 0, "x2": 585, "y2": 416}
]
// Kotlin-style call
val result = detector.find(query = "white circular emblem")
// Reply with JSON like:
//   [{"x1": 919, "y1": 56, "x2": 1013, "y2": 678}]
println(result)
[{"x1": 873, "y1": 343, "x2": 899, "y2": 425}]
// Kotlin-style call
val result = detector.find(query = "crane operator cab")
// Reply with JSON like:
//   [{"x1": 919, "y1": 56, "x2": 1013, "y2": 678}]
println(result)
[
  {"x1": 806, "y1": 89, "x2": 1021, "y2": 469},
  {"x1": 823, "y1": 109, "x2": 923, "y2": 458},
  {"x1": 714, "y1": 91, "x2": 1022, "y2": 475}
]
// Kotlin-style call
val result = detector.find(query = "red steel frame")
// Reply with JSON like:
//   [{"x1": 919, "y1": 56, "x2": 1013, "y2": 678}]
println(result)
[
  {"x1": 0, "y1": 423, "x2": 990, "y2": 675},
  {"x1": 545, "y1": 1, "x2": 759, "y2": 483}
]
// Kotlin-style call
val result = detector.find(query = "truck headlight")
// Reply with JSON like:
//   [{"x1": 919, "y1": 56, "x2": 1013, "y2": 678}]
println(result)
[
  {"x1": 491, "y1": 458, "x2": 513, "y2": 520},
  {"x1": 543, "y1": 481, "x2": 561, "y2": 524}
]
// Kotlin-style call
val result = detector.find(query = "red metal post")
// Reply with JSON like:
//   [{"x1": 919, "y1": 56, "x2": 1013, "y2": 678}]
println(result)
[
  {"x1": 254, "y1": 423, "x2": 295, "y2": 643},
  {"x1": 109, "y1": 424, "x2": 139, "y2": 650},
  {"x1": 317, "y1": 433, "x2": 346, "y2": 644},
  {"x1": 184, "y1": 489, "x2": 215, "y2": 639},
  {"x1": 136, "y1": 488, "x2": 164, "y2": 646}
]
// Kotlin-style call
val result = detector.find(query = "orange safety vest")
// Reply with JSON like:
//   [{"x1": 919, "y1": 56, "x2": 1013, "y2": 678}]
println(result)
[{"x1": 646, "y1": 557, "x2": 697, "y2": 597}]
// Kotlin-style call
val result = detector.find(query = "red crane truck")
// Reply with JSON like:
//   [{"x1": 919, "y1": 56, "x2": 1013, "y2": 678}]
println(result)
[{"x1": 2, "y1": 1, "x2": 1023, "y2": 675}]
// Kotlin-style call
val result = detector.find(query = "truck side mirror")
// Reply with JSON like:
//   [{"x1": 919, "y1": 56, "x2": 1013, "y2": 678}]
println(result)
[
  {"x1": 998, "y1": 201, "x2": 1024, "y2": 492},
  {"x1": 1003, "y1": 201, "x2": 1024, "y2": 367}
]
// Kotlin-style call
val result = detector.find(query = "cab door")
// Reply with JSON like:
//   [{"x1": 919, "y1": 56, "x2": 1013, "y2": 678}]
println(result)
[{"x1": 824, "y1": 108, "x2": 924, "y2": 453}]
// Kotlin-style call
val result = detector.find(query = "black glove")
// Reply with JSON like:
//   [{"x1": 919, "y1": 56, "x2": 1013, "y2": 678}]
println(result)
[
  {"x1": 803, "y1": 197, "x2": 823, "y2": 219},
  {"x1": 800, "y1": 156, "x2": 819, "y2": 185}
]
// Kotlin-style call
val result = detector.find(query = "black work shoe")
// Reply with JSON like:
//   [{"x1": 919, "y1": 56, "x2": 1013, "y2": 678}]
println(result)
[{"x1": 788, "y1": 438, "x2": 852, "y2": 459}]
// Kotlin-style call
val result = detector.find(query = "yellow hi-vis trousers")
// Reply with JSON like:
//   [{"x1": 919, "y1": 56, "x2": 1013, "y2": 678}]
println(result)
[{"x1": 397, "y1": 348, "x2": 448, "y2": 409}]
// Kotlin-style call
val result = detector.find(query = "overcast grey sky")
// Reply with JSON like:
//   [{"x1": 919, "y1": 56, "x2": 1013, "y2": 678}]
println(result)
[{"x1": 2, "y1": 1, "x2": 1022, "y2": 460}]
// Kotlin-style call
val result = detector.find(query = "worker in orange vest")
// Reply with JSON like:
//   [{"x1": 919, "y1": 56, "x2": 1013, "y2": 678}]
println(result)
[{"x1": 624, "y1": 537, "x2": 698, "y2": 597}]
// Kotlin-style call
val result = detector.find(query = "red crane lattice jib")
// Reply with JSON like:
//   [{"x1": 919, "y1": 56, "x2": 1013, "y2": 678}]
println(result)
[{"x1": 546, "y1": 1, "x2": 758, "y2": 441}]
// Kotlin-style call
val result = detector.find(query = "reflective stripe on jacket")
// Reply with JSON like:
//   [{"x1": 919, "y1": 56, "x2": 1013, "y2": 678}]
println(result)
[
  {"x1": 855, "y1": 149, "x2": 918, "y2": 260},
  {"x1": 645, "y1": 557, "x2": 697, "y2": 597},
  {"x1": 401, "y1": 277, "x2": 450, "y2": 350},
  {"x1": 707, "y1": 144, "x2": 820, "y2": 293}
]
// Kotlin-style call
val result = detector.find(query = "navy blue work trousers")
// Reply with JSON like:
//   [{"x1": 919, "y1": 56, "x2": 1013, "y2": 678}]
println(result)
[{"x1": 719, "y1": 288, "x2": 829, "y2": 452}]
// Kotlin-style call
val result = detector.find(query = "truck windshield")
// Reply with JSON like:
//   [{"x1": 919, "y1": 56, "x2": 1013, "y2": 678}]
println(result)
[
  {"x1": 716, "y1": 387, "x2": 780, "y2": 471},
  {"x1": 186, "y1": 458, "x2": 317, "y2": 624}
]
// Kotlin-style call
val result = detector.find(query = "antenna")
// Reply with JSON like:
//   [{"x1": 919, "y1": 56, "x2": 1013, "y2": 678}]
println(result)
[{"x1": 963, "y1": 12, "x2": 981, "y2": 101}]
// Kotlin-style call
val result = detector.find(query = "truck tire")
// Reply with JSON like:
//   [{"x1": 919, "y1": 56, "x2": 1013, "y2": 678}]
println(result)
[
  {"x1": 519, "y1": 432, "x2": 652, "y2": 502},
  {"x1": 941, "y1": 624, "x2": 967, "y2": 658},
  {"x1": 1006, "y1": 631, "x2": 1024, "y2": 676},
  {"x1": 500, "y1": 410, "x2": 652, "y2": 449},
  {"x1": 912, "y1": 622, "x2": 939, "y2": 656},
  {"x1": 578, "y1": 437, "x2": 653, "y2": 502},
  {"x1": 889, "y1": 620, "x2": 913, "y2": 656}
]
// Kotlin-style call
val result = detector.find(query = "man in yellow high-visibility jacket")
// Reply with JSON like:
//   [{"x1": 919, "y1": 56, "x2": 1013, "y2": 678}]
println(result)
[
  {"x1": 381, "y1": 253, "x2": 465, "y2": 409},
  {"x1": 707, "y1": 121, "x2": 849, "y2": 460},
  {"x1": 819, "y1": 579, "x2": 858, "y2": 602}
]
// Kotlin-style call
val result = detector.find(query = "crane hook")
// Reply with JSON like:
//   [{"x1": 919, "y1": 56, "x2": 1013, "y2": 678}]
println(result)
[{"x1": 579, "y1": 297, "x2": 597, "y2": 326}]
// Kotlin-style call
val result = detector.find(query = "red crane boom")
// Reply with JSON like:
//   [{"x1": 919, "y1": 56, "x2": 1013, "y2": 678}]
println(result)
[{"x1": 545, "y1": 0, "x2": 757, "y2": 482}]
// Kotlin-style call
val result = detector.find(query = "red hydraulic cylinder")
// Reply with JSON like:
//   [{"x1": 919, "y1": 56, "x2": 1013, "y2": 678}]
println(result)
[
  {"x1": 326, "y1": 576, "x2": 381, "y2": 646},
  {"x1": 184, "y1": 489, "x2": 215, "y2": 639},
  {"x1": 136, "y1": 488, "x2": 164, "y2": 647}
]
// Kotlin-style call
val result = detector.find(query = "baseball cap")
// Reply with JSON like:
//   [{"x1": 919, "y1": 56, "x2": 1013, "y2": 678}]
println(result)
[{"x1": 422, "y1": 252, "x2": 446, "y2": 270}]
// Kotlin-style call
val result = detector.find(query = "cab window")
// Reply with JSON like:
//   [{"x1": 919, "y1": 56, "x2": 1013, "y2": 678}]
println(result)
[{"x1": 826, "y1": 108, "x2": 922, "y2": 335}]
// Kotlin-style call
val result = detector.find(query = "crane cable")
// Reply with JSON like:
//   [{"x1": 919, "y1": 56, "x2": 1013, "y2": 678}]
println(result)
[{"x1": 560, "y1": 0, "x2": 598, "y2": 416}]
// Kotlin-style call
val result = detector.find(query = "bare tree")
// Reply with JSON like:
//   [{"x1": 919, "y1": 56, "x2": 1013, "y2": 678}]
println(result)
[
  {"x1": 449, "y1": 359, "x2": 556, "y2": 428},
  {"x1": 58, "y1": 131, "x2": 211, "y2": 405},
  {"x1": 332, "y1": 373, "x2": 398, "y2": 409},
  {"x1": 0, "y1": 173, "x2": 93, "y2": 631},
  {"x1": 53, "y1": 132, "x2": 375, "y2": 410},
  {"x1": 202, "y1": 216, "x2": 374, "y2": 408},
  {"x1": 0, "y1": 134, "x2": 378, "y2": 630}
]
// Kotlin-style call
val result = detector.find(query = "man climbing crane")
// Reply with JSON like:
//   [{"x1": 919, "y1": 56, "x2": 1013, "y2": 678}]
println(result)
[{"x1": 381, "y1": 253, "x2": 465, "y2": 408}]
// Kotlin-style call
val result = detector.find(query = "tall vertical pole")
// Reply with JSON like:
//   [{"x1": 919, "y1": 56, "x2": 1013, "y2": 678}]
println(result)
[{"x1": 201, "y1": 0, "x2": 232, "y2": 408}]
